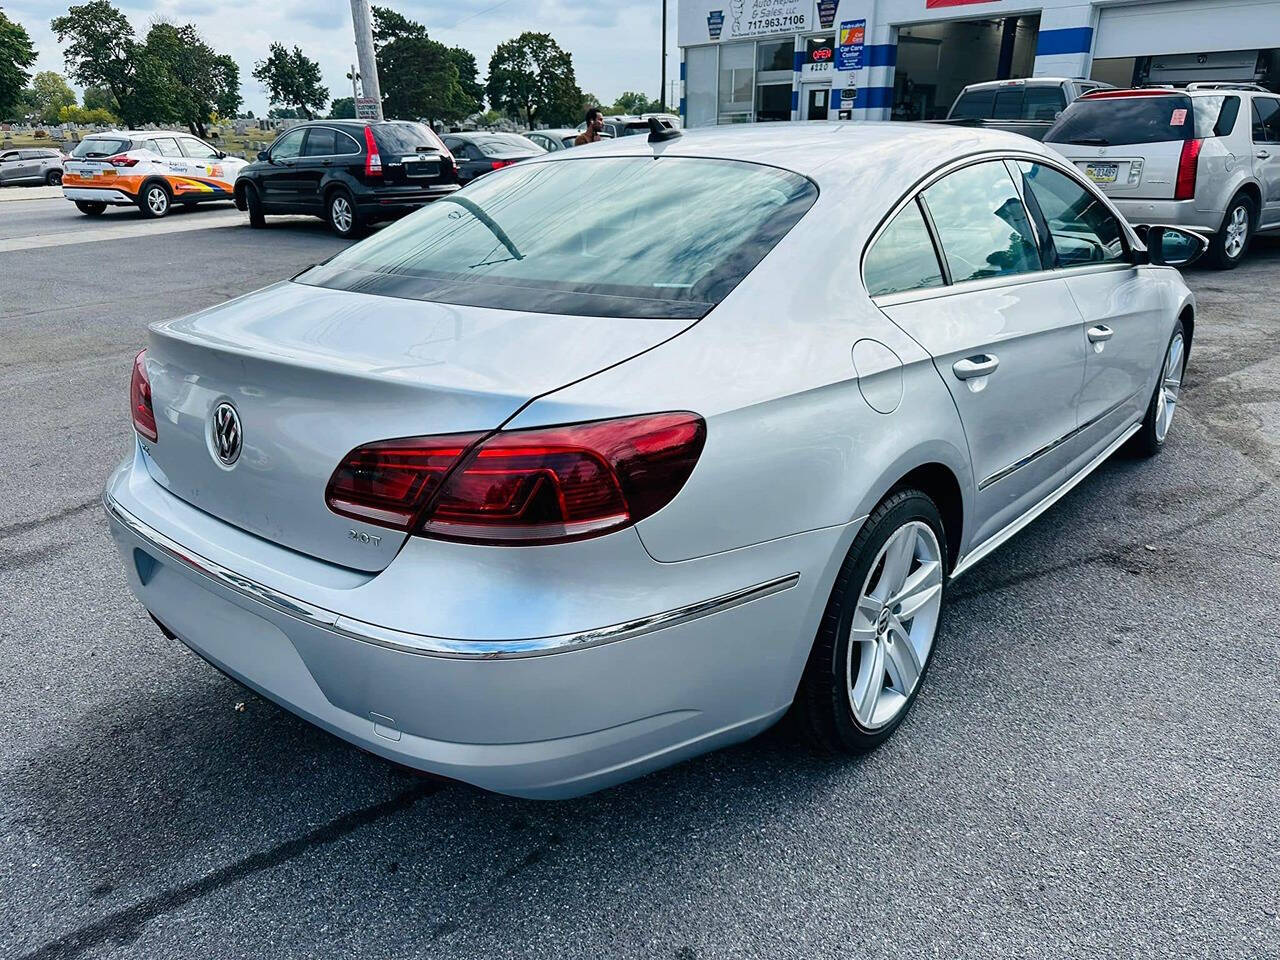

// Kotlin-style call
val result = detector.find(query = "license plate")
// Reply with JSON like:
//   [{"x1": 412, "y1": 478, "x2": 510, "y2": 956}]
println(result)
[
  {"x1": 1085, "y1": 162, "x2": 1119, "y2": 184},
  {"x1": 405, "y1": 160, "x2": 440, "y2": 179}
]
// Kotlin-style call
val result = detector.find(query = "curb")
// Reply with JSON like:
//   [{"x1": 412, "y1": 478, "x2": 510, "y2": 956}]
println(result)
[{"x1": 0, "y1": 186, "x2": 64, "y2": 203}]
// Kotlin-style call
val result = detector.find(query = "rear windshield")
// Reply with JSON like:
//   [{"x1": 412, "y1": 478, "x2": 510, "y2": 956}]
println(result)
[
  {"x1": 297, "y1": 157, "x2": 817, "y2": 319},
  {"x1": 951, "y1": 86, "x2": 1067, "y2": 121},
  {"x1": 371, "y1": 121, "x2": 445, "y2": 155},
  {"x1": 1046, "y1": 95, "x2": 1195, "y2": 145},
  {"x1": 72, "y1": 137, "x2": 130, "y2": 158},
  {"x1": 475, "y1": 134, "x2": 541, "y2": 155}
]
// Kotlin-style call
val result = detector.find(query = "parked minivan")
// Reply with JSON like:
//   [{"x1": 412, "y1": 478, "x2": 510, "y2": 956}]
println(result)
[{"x1": 1046, "y1": 84, "x2": 1280, "y2": 268}]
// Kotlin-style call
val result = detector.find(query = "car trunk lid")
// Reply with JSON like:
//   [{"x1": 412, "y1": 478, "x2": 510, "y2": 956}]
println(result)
[{"x1": 142, "y1": 281, "x2": 691, "y2": 571}]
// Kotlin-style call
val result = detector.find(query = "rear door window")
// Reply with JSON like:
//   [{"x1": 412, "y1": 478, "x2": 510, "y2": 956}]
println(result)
[
  {"x1": 303, "y1": 127, "x2": 338, "y2": 156},
  {"x1": 1015, "y1": 161, "x2": 1127, "y2": 267},
  {"x1": 1193, "y1": 95, "x2": 1240, "y2": 138},
  {"x1": 1047, "y1": 95, "x2": 1195, "y2": 146},
  {"x1": 950, "y1": 89, "x2": 995, "y2": 119},
  {"x1": 865, "y1": 201, "x2": 945, "y2": 296},
  {"x1": 179, "y1": 136, "x2": 220, "y2": 159},
  {"x1": 1252, "y1": 98, "x2": 1280, "y2": 143},
  {"x1": 922, "y1": 161, "x2": 1042, "y2": 284}
]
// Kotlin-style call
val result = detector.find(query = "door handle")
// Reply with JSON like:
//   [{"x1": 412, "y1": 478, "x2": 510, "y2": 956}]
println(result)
[
  {"x1": 1087, "y1": 324, "x2": 1115, "y2": 344},
  {"x1": 1258, "y1": 150, "x2": 1272, "y2": 160},
  {"x1": 953, "y1": 354, "x2": 999, "y2": 380}
]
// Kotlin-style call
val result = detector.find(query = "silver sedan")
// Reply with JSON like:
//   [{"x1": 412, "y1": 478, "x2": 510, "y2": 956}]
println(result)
[{"x1": 104, "y1": 123, "x2": 1202, "y2": 798}]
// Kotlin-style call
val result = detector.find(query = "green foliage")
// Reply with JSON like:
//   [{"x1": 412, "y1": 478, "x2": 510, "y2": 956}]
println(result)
[
  {"x1": 486, "y1": 32, "x2": 583, "y2": 128},
  {"x1": 0, "y1": 6, "x2": 38, "y2": 119},
  {"x1": 372, "y1": 6, "x2": 480, "y2": 124},
  {"x1": 82, "y1": 84, "x2": 117, "y2": 112},
  {"x1": 328, "y1": 96, "x2": 355, "y2": 119},
  {"x1": 610, "y1": 91, "x2": 651, "y2": 115},
  {"x1": 30, "y1": 70, "x2": 76, "y2": 123},
  {"x1": 58, "y1": 104, "x2": 115, "y2": 124},
  {"x1": 143, "y1": 22, "x2": 241, "y2": 137},
  {"x1": 253, "y1": 43, "x2": 328, "y2": 120},
  {"x1": 51, "y1": 0, "x2": 172, "y2": 128}
]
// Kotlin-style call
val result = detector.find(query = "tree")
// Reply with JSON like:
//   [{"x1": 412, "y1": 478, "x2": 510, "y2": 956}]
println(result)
[
  {"x1": 371, "y1": 5, "x2": 421, "y2": 50},
  {"x1": 58, "y1": 104, "x2": 114, "y2": 124},
  {"x1": 328, "y1": 96, "x2": 355, "y2": 119},
  {"x1": 29, "y1": 70, "x2": 75, "y2": 123},
  {"x1": 0, "y1": 6, "x2": 37, "y2": 119},
  {"x1": 52, "y1": 1, "x2": 172, "y2": 128},
  {"x1": 82, "y1": 83, "x2": 117, "y2": 113},
  {"x1": 487, "y1": 32, "x2": 583, "y2": 127},
  {"x1": 447, "y1": 46, "x2": 484, "y2": 114},
  {"x1": 142, "y1": 22, "x2": 240, "y2": 137},
  {"x1": 267, "y1": 106, "x2": 299, "y2": 119},
  {"x1": 372, "y1": 7, "x2": 478, "y2": 124},
  {"x1": 253, "y1": 43, "x2": 327, "y2": 120},
  {"x1": 611, "y1": 91, "x2": 650, "y2": 115}
]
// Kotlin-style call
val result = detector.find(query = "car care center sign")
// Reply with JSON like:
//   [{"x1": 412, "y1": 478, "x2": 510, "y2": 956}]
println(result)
[
  {"x1": 837, "y1": 19, "x2": 865, "y2": 71},
  {"x1": 718, "y1": 0, "x2": 812, "y2": 39}
]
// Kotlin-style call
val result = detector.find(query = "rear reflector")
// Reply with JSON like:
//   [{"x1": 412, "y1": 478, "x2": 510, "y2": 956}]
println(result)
[
  {"x1": 1175, "y1": 138, "x2": 1203, "y2": 201},
  {"x1": 364, "y1": 126, "x2": 382, "y2": 177},
  {"x1": 326, "y1": 413, "x2": 706, "y2": 544},
  {"x1": 131, "y1": 349, "x2": 158, "y2": 442}
]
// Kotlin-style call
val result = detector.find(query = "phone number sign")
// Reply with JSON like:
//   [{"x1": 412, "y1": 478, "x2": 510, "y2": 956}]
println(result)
[{"x1": 727, "y1": 0, "x2": 812, "y2": 38}]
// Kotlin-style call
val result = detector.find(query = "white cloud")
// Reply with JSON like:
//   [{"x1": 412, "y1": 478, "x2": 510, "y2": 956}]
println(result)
[{"x1": 7, "y1": 0, "x2": 682, "y2": 116}]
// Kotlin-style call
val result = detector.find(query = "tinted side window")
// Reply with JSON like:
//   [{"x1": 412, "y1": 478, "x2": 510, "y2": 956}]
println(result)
[
  {"x1": 1016, "y1": 162, "x2": 1127, "y2": 267},
  {"x1": 271, "y1": 128, "x2": 306, "y2": 159},
  {"x1": 1253, "y1": 98, "x2": 1280, "y2": 143},
  {"x1": 0, "y1": 152, "x2": 18, "y2": 162},
  {"x1": 865, "y1": 201, "x2": 945, "y2": 296},
  {"x1": 951, "y1": 89, "x2": 995, "y2": 119},
  {"x1": 922, "y1": 161, "x2": 1042, "y2": 284},
  {"x1": 303, "y1": 127, "x2": 338, "y2": 156}
]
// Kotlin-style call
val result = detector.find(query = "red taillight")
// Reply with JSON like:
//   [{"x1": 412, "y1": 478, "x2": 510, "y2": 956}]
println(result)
[
  {"x1": 1175, "y1": 138, "x2": 1202, "y2": 201},
  {"x1": 325, "y1": 413, "x2": 706, "y2": 544},
  {"x1": 490, "y1": 159, "x2": 515, "y2": 170},
  {"x1": 1080, "y1": 89, "x2": 1179, "y2": 100},
  {"x1": 364, "y1": 126, "x2": 382, "y2": 177},
  {"x1": 130, "y1": 349, "x2": 158, "y2": 442},
  {"x1": 108, "y1": 154, "x2": 138, "y2": 167}
]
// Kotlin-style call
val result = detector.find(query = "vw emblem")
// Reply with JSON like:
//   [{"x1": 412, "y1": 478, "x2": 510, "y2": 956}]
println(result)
[{"x1": 211, "y1": 402, "x2": 242, "y2": 466}]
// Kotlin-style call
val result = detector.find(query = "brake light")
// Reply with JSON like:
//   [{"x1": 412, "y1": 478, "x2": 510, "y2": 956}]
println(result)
[
  {"x1": 1080, "y1": 89, "x2": 1179, "y2": 99},
  {"x1": 130, "y1": 349, "x2": 158, "y2": 442},
  {"x1": 364, "y1": 126, "x2": 382, "y2": 177},
  {"x1": 325, "y1": 413, "x2": 706, "y2": 543},
  {"x1": 490, "y1": 159, "x2": 515, "y2": 170},
  {"x1": 108, "y1": 154, "x2": 138, "y2": 167},
  {"x1": 1175, "y1": 138, "x2": 1202, "y2": 201}
]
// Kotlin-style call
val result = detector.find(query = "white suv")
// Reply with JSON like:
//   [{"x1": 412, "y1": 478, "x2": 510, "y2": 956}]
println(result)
[{"x1": 1046, "y1": 83, "x2": 1280, "y2": 268}]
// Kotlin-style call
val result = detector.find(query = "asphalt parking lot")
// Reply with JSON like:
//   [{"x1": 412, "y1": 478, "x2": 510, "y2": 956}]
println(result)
[{"x1": 2, "y1": 192, "x2": 1278, "y2": 960}]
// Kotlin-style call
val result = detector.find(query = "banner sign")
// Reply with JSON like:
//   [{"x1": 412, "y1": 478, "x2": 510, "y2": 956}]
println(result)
[
  {"x1": 817, "y1": 0, "x2": 839, "y2": 29},
  {"x1": 707, "y1": 10, "x2": 725, "y2": 38},
  {"x1": 837, "y1": 19, "x2": 865, "y2": 71}
]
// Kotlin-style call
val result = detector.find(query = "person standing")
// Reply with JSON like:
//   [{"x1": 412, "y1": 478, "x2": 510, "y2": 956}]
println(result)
[{"x1": 574, "y1": 108, "x2": 605, "y2": 146}]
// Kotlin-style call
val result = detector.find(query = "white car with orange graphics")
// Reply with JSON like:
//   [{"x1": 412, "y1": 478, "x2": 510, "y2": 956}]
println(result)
[{"x1": 62, "y1": 130, "x2": 246, "y2": 219}]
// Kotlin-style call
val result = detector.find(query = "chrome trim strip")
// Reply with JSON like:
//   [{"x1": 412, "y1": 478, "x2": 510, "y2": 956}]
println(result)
[
  {"x1": 103, "y1": 492, "x2": 799, "y2": 660},
  {"x1": 950, "y1": 422, "x2": 1141, "y2": 581},
  {"x1": 978, "y1": 394, "x2": 1134, "y2": 491}
]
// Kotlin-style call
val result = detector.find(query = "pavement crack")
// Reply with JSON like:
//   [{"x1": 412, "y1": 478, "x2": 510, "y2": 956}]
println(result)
[
  {"x1": 16, "y1": 782, "x2": 443, "y2": 960},
  {"x1": 0, "y1": 499, "x2": 100, "y2": 541}
]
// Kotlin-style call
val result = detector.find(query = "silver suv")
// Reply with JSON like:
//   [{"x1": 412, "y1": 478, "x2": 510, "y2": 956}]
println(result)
[
  {"x1": 0, "y1": 147, "x2": 65, "y2": 186},
  {"x1": 1047, "y1": 83, "x2": 1280, "y2": 268}
]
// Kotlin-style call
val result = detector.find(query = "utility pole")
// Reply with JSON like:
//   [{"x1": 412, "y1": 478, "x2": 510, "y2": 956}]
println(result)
[
  {"x1": 660, "y1": 0, "x2": 668, "y2": 110},
  {"x1": 350, "y1": 63, "x2": 359, "y2": 107},
  {"x1": 349, "y1": 0, "x2": 383, "y2": 120}
]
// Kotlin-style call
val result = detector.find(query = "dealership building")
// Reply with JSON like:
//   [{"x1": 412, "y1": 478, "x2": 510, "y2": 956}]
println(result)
[{"x1": 677, "y1": 0, "x2": 1280, "y2": 125}]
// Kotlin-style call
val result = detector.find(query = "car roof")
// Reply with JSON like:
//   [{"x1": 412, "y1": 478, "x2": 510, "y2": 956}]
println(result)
[
  {"x1": 448, "y1": 131, "x2": 531, "y2": 140},
  {"x1": 529, "y1": 128, "x2": 578, "y2": 137},
  {"x1": 960, "y1": 78, "x2": 1094, "y2": 92},
  {"x1": 539, "y1": 121, "x2": 1059, "y2": 186}
]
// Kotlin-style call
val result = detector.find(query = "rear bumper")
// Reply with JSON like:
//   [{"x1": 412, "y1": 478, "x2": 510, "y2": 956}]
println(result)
[
  {"x1": 356, "y1": 184, "x2": 459, "y2": 220},
  {"x1": 63, "y1": 186, "x2": 136, "y2": 205},
  {"x1": 103, "y1": 448, "x2": 851, "y2": 798},
  {"x1": 1109, "y1": 198, "x2": 1223, "y2": 234}
]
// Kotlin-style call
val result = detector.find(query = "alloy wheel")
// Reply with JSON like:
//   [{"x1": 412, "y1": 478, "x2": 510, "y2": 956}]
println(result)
[
  {"x1": 1155, "y1": 333, "x2": 1184, "y2": 442},
  {"x1": 48, "y1": 170, "x2": 62, "y2": 185},
  {"x1": 846, "y1": 520, "x2": 943, "y2": 730},
  {"x1": 331, "y1": 196, "x2": 353, "y2": 234},
  {"x1": 1224, "y1": 204, "x2": 1249, "y2": 259},
  {"x1": 147, "y1": 186, "x2": 168, "y2": 216}
]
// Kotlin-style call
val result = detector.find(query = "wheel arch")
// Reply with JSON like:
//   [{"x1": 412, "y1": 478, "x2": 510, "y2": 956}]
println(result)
[{"x1": 1233, "y1": 179, "x2": 1262, "y2": 216}]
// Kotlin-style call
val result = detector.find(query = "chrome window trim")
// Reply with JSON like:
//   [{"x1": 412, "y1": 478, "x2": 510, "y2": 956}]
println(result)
[
  {"x1": 951, "y1": 421, "x2": 1142, "y2": 580},
  {"x1": 862, "y1": 148, "x2": 1143, "y2": 303},
  {"x1": 103, "y1": 492, "x2": 799, "y2": 660}
]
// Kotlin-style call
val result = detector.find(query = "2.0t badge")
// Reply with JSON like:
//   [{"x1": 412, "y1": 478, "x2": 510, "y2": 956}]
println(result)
[{"x1": 211, "y1": 402, "x2": 242, "y2": 466}]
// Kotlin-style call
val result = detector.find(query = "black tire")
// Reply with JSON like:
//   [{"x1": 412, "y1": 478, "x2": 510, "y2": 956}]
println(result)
[
  {"x1": 243, "y1": 183, "x2": 265, "y2": 228},
  {"x1": 75, "y1": 200, "x2": 106, "y2": 216},
  {"x1": 46, "y1": 168, "x2": 62, "y2": 186},
  {"x1": 1128, "y1": 318, "x2": 1187, "y2": 458},
  {"x1": 795, "y1": 488, "x2": 948, "y2": 754},
  {"x1": 138, "y1": 180, "x2": 171, "y2": 219},
  {"x1": 326, "y1": 187, "x2": 363, "y2": 239},
  {"x1": 1207, "y1": 193, "x2": 1255, "y2": 270}
]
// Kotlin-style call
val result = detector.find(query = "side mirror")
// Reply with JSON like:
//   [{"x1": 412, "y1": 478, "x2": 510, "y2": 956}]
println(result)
[
  {"x1": 216, "y1": 151, "x2": 227, "y2": 159},
  {"x1": 257, "y1": 150, "x2": 270, "y2": 162},
  {"x1": 1142, "y1": 225, "x2": 1209, "y2": 268}
]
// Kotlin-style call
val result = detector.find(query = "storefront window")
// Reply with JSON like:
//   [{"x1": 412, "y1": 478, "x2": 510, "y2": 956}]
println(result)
[
  {"x1": 718, "y1": 42, "x2": 755, "y2": 123},
  {"x1": 755, "y1": 38, "x2": 795, "y2": 123},
  {"x1": 756, "y1": 39, "x2": 793, "y2": 73},
  {"x1": 686, "y1": 46, "x2": 718, "y2": 127},
  {"x1": 756, "y1": 84, "x2": 792, "y2": 122}
]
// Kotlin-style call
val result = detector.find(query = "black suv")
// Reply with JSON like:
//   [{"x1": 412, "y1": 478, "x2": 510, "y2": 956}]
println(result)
[{"x1": 234, "y1": 120, "x2": 459, "y2": 237}]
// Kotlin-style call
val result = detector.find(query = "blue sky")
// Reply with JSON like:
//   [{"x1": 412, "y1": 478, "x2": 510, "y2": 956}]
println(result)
[{"x1": 7, "y1": 0, "x2": 682, "y2": 114}]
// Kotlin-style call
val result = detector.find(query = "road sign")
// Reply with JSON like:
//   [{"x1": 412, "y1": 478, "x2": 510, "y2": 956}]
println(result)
[{"x1": 356, "y1": 97, "x2": 379, "y2": 120}]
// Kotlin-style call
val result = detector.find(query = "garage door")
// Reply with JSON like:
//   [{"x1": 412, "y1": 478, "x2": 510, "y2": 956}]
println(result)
[{"x1": 1095, "y1": 0, "x2": 1280, "y2": 59}]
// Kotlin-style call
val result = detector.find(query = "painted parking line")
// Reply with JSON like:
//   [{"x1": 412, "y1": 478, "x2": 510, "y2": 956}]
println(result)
[{"x1": 0, "y1": 210, "x2": 314, "y2": 253}]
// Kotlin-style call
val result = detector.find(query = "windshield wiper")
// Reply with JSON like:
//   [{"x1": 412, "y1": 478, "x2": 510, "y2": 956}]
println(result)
[
  {"x1": 439, "y1": 195, "x2": 523, "y2": 263},
  {"x1": 1067, "y1": 136, "x2": 1110, "y2": 145}
]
